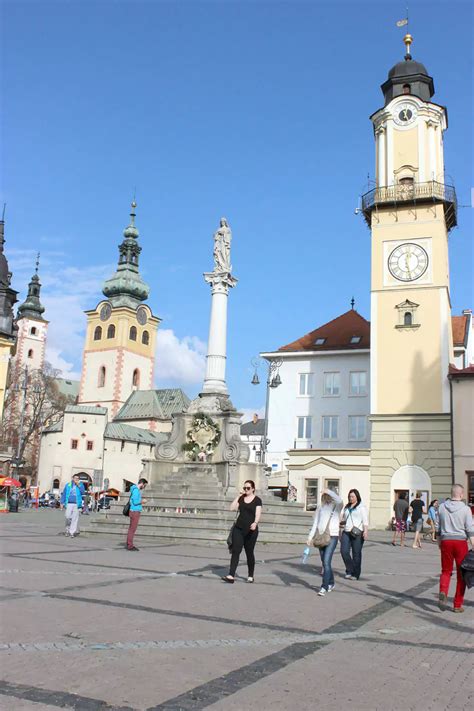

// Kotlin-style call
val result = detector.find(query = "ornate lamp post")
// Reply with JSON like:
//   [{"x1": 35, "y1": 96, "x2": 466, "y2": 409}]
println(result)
[{"x1": 250, "y1": 357, "x2": 282, "y2": 466}]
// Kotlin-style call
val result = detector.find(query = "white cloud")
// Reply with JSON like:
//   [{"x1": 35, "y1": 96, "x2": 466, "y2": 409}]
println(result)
[
  {"x1": 155, "y1": 329, "x2": 206, "y2": 385},
  {"x1": 239, "y1": 406, "x2": 265, "y2": 423}
]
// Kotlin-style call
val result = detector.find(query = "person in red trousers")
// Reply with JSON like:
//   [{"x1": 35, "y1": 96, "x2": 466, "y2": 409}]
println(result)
[
  {"x1": 126, "y1": 478, "x2": 148, "y2": 551},
  {"x1": 438, "y1": 484, "x2": 474, "y2": 613}
]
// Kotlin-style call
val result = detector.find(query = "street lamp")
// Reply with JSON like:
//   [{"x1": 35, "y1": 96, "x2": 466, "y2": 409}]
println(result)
[{"x1": 250, "y1": 357, "x2": 283, "y2": 466}]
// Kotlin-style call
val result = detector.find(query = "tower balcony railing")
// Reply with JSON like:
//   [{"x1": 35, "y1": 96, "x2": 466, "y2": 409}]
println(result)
[{"x1": 361, "y1": 180, "x2": 457, "y2": 230}]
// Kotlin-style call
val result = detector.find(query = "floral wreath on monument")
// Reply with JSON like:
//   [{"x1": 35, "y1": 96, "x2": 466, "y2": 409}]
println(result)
[{"x1": 182, "y1": 412, "x2": 221, "y2": 460}]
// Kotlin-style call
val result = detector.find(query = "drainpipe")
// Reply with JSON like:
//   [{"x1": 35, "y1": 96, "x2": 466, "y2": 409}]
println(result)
[{"x1": 449, "y1": 375, "x2": 455, "y2": 485}]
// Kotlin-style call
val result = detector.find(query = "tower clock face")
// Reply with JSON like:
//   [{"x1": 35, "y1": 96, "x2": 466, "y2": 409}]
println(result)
[
  {"x1": 99, "y1": 303, "x2": 112, "y2": 321},
  {"x1": 393, "y1": 102, "x2": 418, "y2": 126},
  {"x1": 388, "y1": 243, "x2": 429, "y2": 282},
  {"x1": 136, "y1": 306, "x2": 148, "y2": 325}
]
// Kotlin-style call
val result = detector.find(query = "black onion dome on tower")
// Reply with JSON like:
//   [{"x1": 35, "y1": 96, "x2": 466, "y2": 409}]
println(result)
[
  {"x1": 381, "y1": 34, "x2": 434, "y2": 106},
  {"x1": 17, "y1": 254, "x2": 46, "y2": 321}
]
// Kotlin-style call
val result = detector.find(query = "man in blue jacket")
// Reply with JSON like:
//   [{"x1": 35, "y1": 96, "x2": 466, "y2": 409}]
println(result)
[
  {"x1": 60, "y1": 474, "x2": 85, "y2": 537},
  {"x1": 126, "y1": 478, "x2": 148, "y2": 551}
]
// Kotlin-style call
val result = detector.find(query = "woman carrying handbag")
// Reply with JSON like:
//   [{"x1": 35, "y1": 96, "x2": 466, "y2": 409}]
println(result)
[
  {"x1": 340, "y1": 488, "x2": 369, "y2": 580},
  {"x1": 307, "y1": 488, "x2": 343, "y2": 596}
]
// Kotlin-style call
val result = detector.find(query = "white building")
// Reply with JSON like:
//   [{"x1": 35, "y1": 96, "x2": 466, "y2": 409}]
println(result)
[{"x1": 240, "y1": 414, "x2": 265, "y2": 464}]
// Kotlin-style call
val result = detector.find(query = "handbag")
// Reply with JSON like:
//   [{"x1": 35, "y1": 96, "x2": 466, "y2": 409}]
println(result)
[
  {"x1": 312, "y1": 505, "x2": 336, "y2": 548},
  {"x1": 226, "y1": 523, "x2": 235, "y2": 552},
  {"x1": 347, "y1": 509, "x2": 362, "y2": 539}
]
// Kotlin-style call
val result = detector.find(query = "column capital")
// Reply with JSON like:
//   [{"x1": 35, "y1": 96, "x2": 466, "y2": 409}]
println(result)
[
  {"x1": 375, "y1": 124, "x2": 386, "y2": 136},
  {"x1": 204, "y1": 271, "x2": 238, "y2": 294}
]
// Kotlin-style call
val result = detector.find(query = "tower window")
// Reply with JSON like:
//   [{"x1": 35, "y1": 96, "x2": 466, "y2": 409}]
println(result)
[
  {"x1": 404, "y1": 312, "x2": 413, "y2": 326},
  {"x1": 98, "y1": 366, "x2": 106, "y2": 388},
  {"x1": 107, "y1": 324, "x2": 116, "y2": 339},
  {"x1": 94, "y1": 326, "x2": 102, "y2": 341},
  {"x1": 132, "y1": 369, "x2": 140, "y2": 387},
  {"x1": 27, "y1": 349, "x2": 34, "y2": 359},
  {"x1": 402, "y1": 84, "x2": 411, "y2": 94},
  {"x1": 142, "y1": 330, "x2": 149, "y2": 345},
  {"x1": 71, "y1": 439, "x2": 78, "y2": 450},
  {"x1": 86, "y1": 440, "x2": 94, "y2": 451},
  {"x1": 399, "y1": 176, "x2": 414, "y2": 186},
  {"x1": 129, "y1": 326, "x2": 137, "y2": 341},
  {"x1": 30, "y1": 327, "x2": 37, "y2": 336}
]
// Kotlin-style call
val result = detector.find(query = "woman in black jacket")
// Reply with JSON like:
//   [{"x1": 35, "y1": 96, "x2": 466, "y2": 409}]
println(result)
[{"x1": 222, "y1": 480, "x2": 262, "y2": 584}]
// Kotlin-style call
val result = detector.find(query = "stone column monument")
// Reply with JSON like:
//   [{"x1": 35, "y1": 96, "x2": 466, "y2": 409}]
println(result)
[
  {"x1": 143, "y1": 218, "x2": 264, "y2": 494},
  {"x1": 202, "y1": 218, "x2": 237, "y2": 395}
]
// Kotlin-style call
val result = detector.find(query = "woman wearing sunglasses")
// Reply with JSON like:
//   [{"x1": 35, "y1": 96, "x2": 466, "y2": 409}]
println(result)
[{"x1": 222, "y1": 480, "x2": 262, "y2": 583}]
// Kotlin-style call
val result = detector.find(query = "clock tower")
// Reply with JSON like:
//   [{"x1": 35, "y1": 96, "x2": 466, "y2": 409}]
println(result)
[
  {"x1": 363, "y1": 35, "x2": 457, "y2": 527},
  {"x1": 79, "y1": 202, "x2": 160, "y2": 416}
]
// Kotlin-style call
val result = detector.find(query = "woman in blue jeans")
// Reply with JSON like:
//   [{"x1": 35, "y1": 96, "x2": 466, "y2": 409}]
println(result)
[
  {"x1": 307, "y1": 488, "x2": 343, "y2": 596},
  {"x1": 340, "y1": 489, "x2": 369, "y2": 580}
]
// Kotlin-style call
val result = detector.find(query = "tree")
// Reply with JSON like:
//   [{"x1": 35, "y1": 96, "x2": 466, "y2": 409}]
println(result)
[{"x1": 0, "y1": 362, "x2": 75, "y2": 480}]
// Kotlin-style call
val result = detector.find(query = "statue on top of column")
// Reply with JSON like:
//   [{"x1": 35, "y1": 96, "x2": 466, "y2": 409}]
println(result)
[{"x1": 213, "y1": 218, "x2": 232, "y2": 273}]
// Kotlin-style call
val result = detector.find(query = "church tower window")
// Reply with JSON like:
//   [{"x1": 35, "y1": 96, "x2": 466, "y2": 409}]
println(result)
[
  {"x1": 30, "y1": 326, "x2": 37, "y2": 335},
  {"x1": 27, "y1": 349, "x2": 33, "y2": 358},
  {"x1": 404, "y1": 312, "x2": 413, "y2": 326},
  {"x1": 132, "y1": 369, "x2": 140, "y2": 387},
  {"x1": 107, "y1": 324, "x2": 116, "y2": 339},
  {"x1": 98, "y1": 366, "x2": 106, "y2": 387},
  {"x1": 402, "y1": 84, "x2": 411, "y2": 94},
  {"x1": 142, "y1": 330, "x2": 149, "y2": 345},
  {"x1": 129, "y1": 326, "x2": 137, "y2": 341},
  {"x1": 94, "y1": 326, "x2": 102, "y2": 341}
]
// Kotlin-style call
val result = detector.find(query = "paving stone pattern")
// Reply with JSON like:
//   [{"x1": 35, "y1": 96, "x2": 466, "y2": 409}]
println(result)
[{"x1": 0, "y1": 509, "x2": 472, "y2": 711}]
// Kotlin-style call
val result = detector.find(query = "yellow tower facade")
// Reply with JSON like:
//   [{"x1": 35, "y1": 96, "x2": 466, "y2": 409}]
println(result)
[
  {"x1": 364, "y1": 35, "x2": 457, "y2": 526},
  {"x1": 78, "y1": 203, "x2": 161, "y2": 417}
]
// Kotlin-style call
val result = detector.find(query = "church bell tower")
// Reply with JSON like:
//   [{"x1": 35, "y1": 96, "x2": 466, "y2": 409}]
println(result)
[{"x1": 363, "y1": 35, "x2": 457, "y2": 527}]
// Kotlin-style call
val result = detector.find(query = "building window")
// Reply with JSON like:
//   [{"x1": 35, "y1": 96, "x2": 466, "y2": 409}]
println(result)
[
  {"x1": 297, "y1": 416, "x2": 312, "y2": 439},
  {"x1": 315, "y1": 338, "x2": 326, "y2": 346},
  {"x1": 30, "y1": 327, "x2": 37, "y2": 335},
  {"x1": 323, "y1": 372, "x2": 340, "y2": 396},
  {"x1": 305, "y1": 479, "x2": 319, "y2": 511},
  {"x1": 129, "y1": 326, "x2": 137, "y2": 341},
  {"x1": 71, "y1": 439, "x2": 78, "y2": 450},
  {"x1": 27, "y1": 349, "x2": 34, "y2": 358},
  {"x1": 404, "y1": 312, "x2": 413, "y2": 326},
  {"x1": 53, "y1": 478, "x2": 60, "y2": 489},
  {"x1": 86, "y1": 441, "x2": 94, "y2": 451},
  {"x1": 322, "y1": 416, "x2": 338, "y2": 440},
  {"x1": 107, "y1": 324, "x2": 116, "y2": 339},
  {"x1": 349, "y1": 371, "x2": 367, "y2": 396},
  {"x1": 395, "y1": 299, "x2": 420, "y2": 329},
  {"x1": 350, "y1": 336, "x2": 361, "y2": 344},
  {"x1": 142, "y1": 330, "x2": 149, "y2": 345},
  {"x1": 298, "y1": 373, "x2": 313, "y2": 396},
  {"x1": 402, "y1": 84, "x2": 411, "y2": 94},
  {"x1": 94, "y1": 326, "x2": 102, "y2": 341},
  {"x1": 98, "y1": 366, "x2": 106, "y2": 388},
  {"x1": 132, "y1": 369, "x2": 140, "y2": 387},
  {"x1": 349, "y1": 416, "x2": 367, "y2": 441},
  {"x1": 324, "y1": 478, "x2": 340, "y2": 494}
]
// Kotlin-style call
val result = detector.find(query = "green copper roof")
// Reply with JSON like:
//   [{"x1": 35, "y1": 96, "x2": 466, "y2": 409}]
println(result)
[
  {"x1": 102, "y1": 201, "x2": 150, "y2": 308},
  {"x1": 114, "y1": 388, "x2": 190, "y2": 421},
  {"x1": 105, "y1": 422, "x2": 167, "y2": 445},
  {"x1": 17, "y1": 255, "x2": 46, "y2": 321}
]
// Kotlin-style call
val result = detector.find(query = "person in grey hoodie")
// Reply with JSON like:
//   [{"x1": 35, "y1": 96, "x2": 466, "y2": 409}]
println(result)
[{"x1": 438, "y1": 484, "x2": 474, "y2": 613}]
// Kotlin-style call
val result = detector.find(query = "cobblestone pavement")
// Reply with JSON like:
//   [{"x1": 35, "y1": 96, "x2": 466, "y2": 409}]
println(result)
[{"x1": 0, "y1": 510, "x2": 472, "y2": 710}]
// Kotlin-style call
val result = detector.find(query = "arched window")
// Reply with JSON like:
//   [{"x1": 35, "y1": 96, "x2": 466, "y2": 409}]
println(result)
[
  {"x1": 129, "y1": 326, "x2": 137, "y2": 341},
  {"x1": 402, "y1": 84, "x2": 411, "y2": 94},
  {"x1": 142, "y1": 330, "x2": 149, "y2": 345},
  {"x1": 30, "y1": 326, "x2": 37, "y2": 336},
  {"x1": 132, "y1": 369, "x2": 140, "y2": 387},
  {"x1": 53, "y1": 478, "x2": 60, "y2": 489},
  {"x1": 94, "y1": 325, "x2": 102, "y2": 341},
  {"x1": 404, "y1": 312, "x2": 413, "y2": 326},
  {"x1": 98, "y1": 366, "x2": 106, "y2": 387},
  {"x1": 107, "y1": 324, "x2": 116, "y2": 339},
  {"x1": 27, "y1": 349, "x2": 34, "y2": 358}
]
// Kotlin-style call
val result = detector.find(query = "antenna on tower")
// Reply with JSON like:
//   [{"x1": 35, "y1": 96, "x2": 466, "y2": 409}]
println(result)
[
  {"x1": 35, "y1": 252, "x2": 40, "y2": 275},
  {"x1": 1, "y1": 203, "x2": 6, "y2": 221}
]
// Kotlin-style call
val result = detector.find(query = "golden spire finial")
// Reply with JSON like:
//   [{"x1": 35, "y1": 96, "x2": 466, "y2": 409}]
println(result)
[{"x1": 404, "y1": 33, "x2": 413, "y2": 59}]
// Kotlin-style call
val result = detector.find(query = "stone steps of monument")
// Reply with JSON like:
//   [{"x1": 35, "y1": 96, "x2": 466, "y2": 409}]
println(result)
[
  {"x1": 94, "y1": 511, "x2": 311, "y2": 532},
  {"x1": 107, "y1": 496, "x2": 311, "y2": 517}
]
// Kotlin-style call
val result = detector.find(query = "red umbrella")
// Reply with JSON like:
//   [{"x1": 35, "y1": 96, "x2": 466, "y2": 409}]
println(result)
[{"x1": 0, "y1": 477, "x2": 22, "y2": 487}]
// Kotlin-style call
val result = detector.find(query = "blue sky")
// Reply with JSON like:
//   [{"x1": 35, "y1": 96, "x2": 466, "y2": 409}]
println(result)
[{"x1": 2, "y1": 0, "x2": 473, "y2": 417}]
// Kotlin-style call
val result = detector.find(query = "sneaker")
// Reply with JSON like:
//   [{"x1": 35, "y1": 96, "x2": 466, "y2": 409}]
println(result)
[
  {"x1": 344, "y1": 573, "x2": 353, "y2": 579},
  {"x1": 317, "y1": 587, "x2": 327, "y2": 596},
  {"x1": 453, "y1": 607, "x2": 465, "y2": 613},
  {"x1": 438, "y1": 592, "x2": 448, "y2": 611},
  {"x1": 327, "y1": 584, "x2": 335, "y2": 593},
  {"x1": 247, "y1": 577, "x2": 254, "y2": 583},
  {"x1": 127, "y1": 546, "x2": 139, "y2": 551}
]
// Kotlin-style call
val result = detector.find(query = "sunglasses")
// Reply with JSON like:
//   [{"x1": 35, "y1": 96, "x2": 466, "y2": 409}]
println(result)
[{"x1": 243, "y1": 486, "x2": 252, "y2": 491}]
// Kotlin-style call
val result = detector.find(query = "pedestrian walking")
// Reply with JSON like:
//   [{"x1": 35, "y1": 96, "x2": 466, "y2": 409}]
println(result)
[
  {"x1": 222, "y1": 480, "x2": 262, "y2": 584},
  {"x1": 340, "y1": 489, "x2": 369, "y2": 580},
  {"x1": 427, "y1": 499, "x2": 439, "y2": 542},
  {"x1": 60, "y1": 475, "x2": 85, "y2": 537},
  {"x1": 307, "y1": 487, "x2": 343, "y2": 596},
  {"x1": 125, "y1": 478, "x2": 148, "y2": 551},
  {"x1": 438, "y1": 484, "x2": 474, "y2": 613},
  {"x1": 392, "y1": 492, "x2": 409, "y2": 546},
  {"x1": 409, "y1": 491, "x2": 426, "y2": 549}
]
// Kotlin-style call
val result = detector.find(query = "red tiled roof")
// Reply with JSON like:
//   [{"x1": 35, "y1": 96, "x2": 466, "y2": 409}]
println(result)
[
  {"x1": 452, "y1": 315, "x2": 469, "y2": 347},
  {"x1": 279, "y1": 310, "x2": 370, "y2": 352}
]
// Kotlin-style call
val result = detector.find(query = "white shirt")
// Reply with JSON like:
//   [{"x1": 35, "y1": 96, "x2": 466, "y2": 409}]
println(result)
[
  {"x1": 342, "y1": 504, "x2": 369, "y2": 532},
  {"x1": 308, "y1": 490, "x2": 343, "y2": 539}
]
